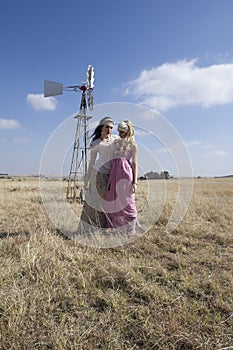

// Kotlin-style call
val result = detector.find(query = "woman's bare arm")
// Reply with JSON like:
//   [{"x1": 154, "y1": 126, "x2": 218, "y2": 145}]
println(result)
[
  {"x1": 132, "y1": 144, "x2": 138, "y2": 191},
  {"x1": 84, "y1": 147, "x2": 97, "y2": 189}
]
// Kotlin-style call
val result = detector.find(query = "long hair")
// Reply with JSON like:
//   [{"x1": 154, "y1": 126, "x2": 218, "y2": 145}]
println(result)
[
  {"x1": 123, "y1": 119, "x2": 135, "y2": 141},
  {"x1": 91, "y1": 125, "x2": 103, "y2": 142}
]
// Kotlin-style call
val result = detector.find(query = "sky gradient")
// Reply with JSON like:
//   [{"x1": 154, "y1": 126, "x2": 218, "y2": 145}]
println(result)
[{"x1": 0, "y1": 0, "x2": 233, "y2": 177}]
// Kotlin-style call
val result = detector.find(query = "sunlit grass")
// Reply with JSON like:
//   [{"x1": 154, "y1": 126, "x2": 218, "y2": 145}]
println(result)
[{"x1": 0, "y1": 177, "x2": 232, "y2": 349}]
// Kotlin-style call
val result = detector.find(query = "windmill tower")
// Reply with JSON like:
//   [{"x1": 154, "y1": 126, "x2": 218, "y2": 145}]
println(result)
[{"x1": 44, "y1": 65, "x2": 94, "y2": 202}]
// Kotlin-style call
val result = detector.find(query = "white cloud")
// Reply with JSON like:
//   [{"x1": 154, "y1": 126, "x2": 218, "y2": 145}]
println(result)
[
  {"x1": 204, "y1": 150, "x2": 228, "y2": 157},
  {"x1": 27, "y1": 93, "x2": 57, "y2": 111},
  {"x1": 0, "y1": 119, "x2": 20, "y2": 129},
  {"x1": 139, "y1": 110, "x2": 157, "y2": 120},
  {"x1": 185, "y1": 140, "x2": 202, "y2": 147},
  {"x1": 125, "y1": 59, "x2": 233, "y2": 111}
]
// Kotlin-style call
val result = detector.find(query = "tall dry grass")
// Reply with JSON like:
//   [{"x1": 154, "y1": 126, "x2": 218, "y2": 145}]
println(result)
[{"x1": 0, "y1": 177, "x2": 232, "y2": 349}]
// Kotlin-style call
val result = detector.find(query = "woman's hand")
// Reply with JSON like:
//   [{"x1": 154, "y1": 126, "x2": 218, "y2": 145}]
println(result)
[
  {"x1": 84, "y1": 177, "x2": 89, "y2": 191},
  {"x1": 132, "y1": 183, "x2": 137, "y2": 193}
]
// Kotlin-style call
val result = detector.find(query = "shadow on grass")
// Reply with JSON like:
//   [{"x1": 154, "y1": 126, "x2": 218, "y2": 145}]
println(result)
[
  {"x1": 55, "y1": 228, "x2": 73, "y2": 240},
  {"x1": 0, "y1": 231, "x2": 30, "y2": 240}
]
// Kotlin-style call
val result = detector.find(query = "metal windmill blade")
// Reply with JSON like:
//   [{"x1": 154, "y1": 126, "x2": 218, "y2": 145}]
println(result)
[
  {"x1": 87, "y1": 65, "x2": 94, "y2": 88},
  {"x1": 86, "y1": 65, "x2": 94, "y2": 110}
]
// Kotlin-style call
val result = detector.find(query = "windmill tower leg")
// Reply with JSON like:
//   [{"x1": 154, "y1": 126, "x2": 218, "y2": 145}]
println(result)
[
  {"x1": 66, "y1": 90, "x2": 92, "y2": 203},
  {"x1": 66, "y1": 116, "x2": 82, "y2": 202}
]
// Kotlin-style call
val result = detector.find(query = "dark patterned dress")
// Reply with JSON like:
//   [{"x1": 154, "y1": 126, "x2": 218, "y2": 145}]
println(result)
[{"x1": 77, "y1": 135, "x2": 117, "y2": 234}]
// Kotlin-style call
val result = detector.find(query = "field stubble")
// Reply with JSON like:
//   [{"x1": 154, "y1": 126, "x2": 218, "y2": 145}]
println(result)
[{"x1": 0, "y1": 177, "x2": 232, "y2": 349}]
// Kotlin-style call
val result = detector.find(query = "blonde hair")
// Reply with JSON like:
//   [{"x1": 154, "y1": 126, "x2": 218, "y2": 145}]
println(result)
[
  {"x1": 115, "y1": 119, "x2": 135, "y2": 152},
  {"x1": 123, "y1": 119, "x2": 135, "y2": 140}
]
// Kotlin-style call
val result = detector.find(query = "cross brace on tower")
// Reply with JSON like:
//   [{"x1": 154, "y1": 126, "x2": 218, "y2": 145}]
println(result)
[{"x1": 66, "y1": 84, "x2": 92, "y2": 202}]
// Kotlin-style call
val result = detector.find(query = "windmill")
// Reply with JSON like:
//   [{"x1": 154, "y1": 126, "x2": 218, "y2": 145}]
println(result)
[{"x1": 44, "y1": 65, "x2": 95, "y2": 202}]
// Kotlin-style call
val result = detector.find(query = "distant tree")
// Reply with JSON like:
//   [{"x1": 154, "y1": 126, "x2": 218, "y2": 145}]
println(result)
[
  {"x1": 145, "y1": 171, "x2": 160, "y2": 179},
  {"x1": 160, "y1": 171, "x2": 170, "y2": 179},
  {"x1": 144, "y1": 170, "x2": 171, "y2": 180}
]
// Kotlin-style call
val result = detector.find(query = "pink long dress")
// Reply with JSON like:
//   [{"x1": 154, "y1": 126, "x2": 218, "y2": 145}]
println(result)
[{"x1": 105, "y1": 146, "x2": 138, "y2": 234}]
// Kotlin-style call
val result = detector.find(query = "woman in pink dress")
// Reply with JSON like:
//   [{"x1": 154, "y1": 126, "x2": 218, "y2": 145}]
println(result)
[{"x1": 105, "y1": 120, "x2": 139, "y2": 235}]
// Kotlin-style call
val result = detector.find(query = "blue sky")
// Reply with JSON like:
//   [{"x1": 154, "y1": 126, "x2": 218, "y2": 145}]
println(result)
[{"x1": 1, "y1": 0, "x2": 233, "y2": 177}]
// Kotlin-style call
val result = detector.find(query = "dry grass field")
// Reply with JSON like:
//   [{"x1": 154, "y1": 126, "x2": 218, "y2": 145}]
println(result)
[{"x1": 0, "y1": 177, "x2": 232, "y2": 349}]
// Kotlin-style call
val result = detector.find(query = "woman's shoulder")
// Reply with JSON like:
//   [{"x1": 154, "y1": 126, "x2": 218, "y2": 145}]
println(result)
[{"x1": 90, "y1": 138, "x2": 101, "y2": 148}]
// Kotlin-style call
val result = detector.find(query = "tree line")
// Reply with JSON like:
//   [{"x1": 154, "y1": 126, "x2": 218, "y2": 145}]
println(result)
[{"x1": 139, "y1": 170, "x2": 171, "y2": 180}]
